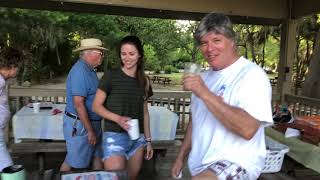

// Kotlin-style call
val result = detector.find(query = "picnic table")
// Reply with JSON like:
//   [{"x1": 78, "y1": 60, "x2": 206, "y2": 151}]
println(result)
[
  {"x1": 151, "y1": 75, "x2": 172, "y2": 85},
  {"x1": 12, "y1": 103, "x2": 65, "y2": 143},
  {"x1": 270, "y1": 77, "x2": 278, "y2": 86}
]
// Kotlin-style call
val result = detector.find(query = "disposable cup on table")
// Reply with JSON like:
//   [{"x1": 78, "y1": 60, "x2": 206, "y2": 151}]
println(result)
[
  {"x1": 33, "y1": 102, "x2": 41, "y2": 113},
  {"x1": 128, "y1": 119, "x2": 140, "y2": 140}
]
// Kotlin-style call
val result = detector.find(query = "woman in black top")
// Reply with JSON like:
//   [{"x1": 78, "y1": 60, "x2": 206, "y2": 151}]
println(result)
[{"x1": 93, "y1": 35, "x2": 153, "y2": 180}]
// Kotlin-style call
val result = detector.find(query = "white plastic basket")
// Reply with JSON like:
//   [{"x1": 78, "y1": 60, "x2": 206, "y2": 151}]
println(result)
[{"x1": 262, "y1": 137, "x2": 289, "y2": 173}]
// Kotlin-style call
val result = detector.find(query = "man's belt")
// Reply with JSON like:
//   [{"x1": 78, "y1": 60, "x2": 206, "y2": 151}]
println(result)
[
  {"x1": 64, "y1": 111, "x2": 102, "y2": 121},
  {"x1": 65, "y1": 111, "x2": 80, "y2": 120}
]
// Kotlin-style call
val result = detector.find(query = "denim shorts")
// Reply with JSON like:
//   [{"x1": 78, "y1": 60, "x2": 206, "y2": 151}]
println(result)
[
  {"x1": 63, "y1": 115, "x2": 102, "y2": 168},
  {"x1": 208, "y1": 160, "x2": 249, "y2": 180},
  {"x1": 102, "y1": 131, "x2": 146, "y2": 161}
]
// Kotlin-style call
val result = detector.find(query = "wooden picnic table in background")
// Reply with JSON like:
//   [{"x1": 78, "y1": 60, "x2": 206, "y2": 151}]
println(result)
[
  {"x1": 270, "y1": 76, "x2": 278, "y2": 86},
  {"x1": 151, "y1": 75, "x2": 172, "y2": 85}
]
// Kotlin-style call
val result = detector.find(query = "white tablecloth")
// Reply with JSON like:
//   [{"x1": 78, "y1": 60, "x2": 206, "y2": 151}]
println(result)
[
  {"x1": 12, "y1": 104, "x2": 179, "y2": 142},
  {"x1": 12, "y1": 104, "x2": 66, "y2": 142}
]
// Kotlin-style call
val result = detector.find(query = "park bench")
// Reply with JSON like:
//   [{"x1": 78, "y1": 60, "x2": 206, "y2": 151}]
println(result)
[{"x1": 9, "y1": 140, "x2": 181, "y2": 174}]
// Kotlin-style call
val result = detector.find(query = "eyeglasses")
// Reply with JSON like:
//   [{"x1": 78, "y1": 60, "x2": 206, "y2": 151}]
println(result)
[{"x1": 91, "y1": 50, "x2": 105, "y2": 57}]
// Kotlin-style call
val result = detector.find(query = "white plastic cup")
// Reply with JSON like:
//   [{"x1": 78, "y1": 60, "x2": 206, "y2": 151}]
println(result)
[
  {"x1": 128, "y1": 119, "x2": 140, "y2": 140},
  {"x1": 184, "y1": 63, "x2": 201, "y2": 75},
  {"x1": 33, "y1": 102, "x2": 41, "y2": 113},
  {"x1": 173, "y1": 170, "x2": 182, "y2": 179},
  {"x1": 183, "y1": 63, "x2": 201, "y2": 91}
]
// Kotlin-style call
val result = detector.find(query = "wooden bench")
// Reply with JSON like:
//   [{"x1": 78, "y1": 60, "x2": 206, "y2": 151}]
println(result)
[{"x1": 9, "y1": 140, "x2": 181, "y2": 173}]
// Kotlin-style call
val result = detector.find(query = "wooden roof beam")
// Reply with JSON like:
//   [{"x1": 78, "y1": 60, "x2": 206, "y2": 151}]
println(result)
[
  {"x1": 0, "y1": 0, "x2": 283, "y2": 25},
  {"x1": 291, "y1": 0, "x2": 320, "y2": 19}
]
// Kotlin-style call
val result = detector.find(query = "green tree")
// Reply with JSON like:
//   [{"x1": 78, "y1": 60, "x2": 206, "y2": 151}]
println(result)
[{"x1": 0, "y1": 8, "x2": 70, "y2": 82}]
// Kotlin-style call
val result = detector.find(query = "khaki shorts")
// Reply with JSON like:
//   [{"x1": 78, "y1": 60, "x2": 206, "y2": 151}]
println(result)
[{"x1": 208, "y1": 160, "x2": 249, "y2": 180}]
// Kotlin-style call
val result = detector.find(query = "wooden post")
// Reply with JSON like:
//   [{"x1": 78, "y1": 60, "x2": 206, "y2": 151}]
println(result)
[{"x1": 278, "y1": 19, "x2": 297, "y2": 104}]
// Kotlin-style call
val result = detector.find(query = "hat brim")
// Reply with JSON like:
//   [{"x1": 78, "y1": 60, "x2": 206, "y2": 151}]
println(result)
[{"x1": 73, "y1": 46, "x2": 107, "y2": 52}]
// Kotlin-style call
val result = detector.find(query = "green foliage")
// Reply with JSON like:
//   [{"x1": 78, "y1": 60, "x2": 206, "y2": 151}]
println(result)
[
  {"x1": 0, "y1": 8, "x2": 70, "y2": 83},
  {"x1": 164, "y1": 65, "x2": 177, "y2": 74},
  {"x1": 144, "y1": 44, "x2": 159, "y2": 70},
  {"x1": 0, "y1": 7, "x2": 294, "y2": 85},
  {"x1": 264, "y1": 37, "x2": 280, "y2": 68},
  {"x1": 154, "y1": 65, "x2": 162, "y2": 74}
]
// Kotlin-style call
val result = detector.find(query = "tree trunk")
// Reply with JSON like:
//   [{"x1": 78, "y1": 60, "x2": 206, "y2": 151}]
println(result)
[
  {"x1": 294, "y1": 37, "x2": 300, "y2": 95},
  {"x1": 301, "y1": 32, "x2": 320, "y2": 98},
  {"x1": 246, "y1": 28, "x2": 257, "y2": 63},
  {"x1": 249, "y1": 37, "x2": 257, "y2": 63},
  {"x1": 261, "y1": 39, "x2": 266, "y2": 68},
  {"x1": 191, "y1": 41, "x2": 197, "y2": 63},
  {"x1": 244, "y1": 44, "x2": 248, "y2": 58},
  {"x1": 55, "y1": 46, "x2": 61, "y2": 65}
]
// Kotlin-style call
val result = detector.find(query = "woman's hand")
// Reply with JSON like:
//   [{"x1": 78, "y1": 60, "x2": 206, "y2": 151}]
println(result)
[
  {"x1": 117, "y1": 116, "x2": 130, "y2": 131},
  {"x1": 144, "y1": 142, "x2": 154, "y2": 160},
  {"x1": 171, "y1": 156, "x2": 184, "y2": 179}
]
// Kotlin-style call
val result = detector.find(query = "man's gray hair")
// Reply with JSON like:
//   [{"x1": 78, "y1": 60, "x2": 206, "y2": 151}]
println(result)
[
  {"x1": 194, "y1": 13, "x2": 236, "y2": 45},
  {"x1": 79, "y1": 50, "x2": 91, "y2": 58}
]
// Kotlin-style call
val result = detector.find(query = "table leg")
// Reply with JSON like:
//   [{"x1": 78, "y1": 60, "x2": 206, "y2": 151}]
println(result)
[{"x1": 37, "y1": 152, "x2": 45, "y2": 171}]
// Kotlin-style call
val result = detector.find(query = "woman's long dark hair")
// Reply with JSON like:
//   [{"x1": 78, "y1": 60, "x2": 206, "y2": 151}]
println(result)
[{"x1": 118, "y1": 35, "x2": 147, "y2": 91}]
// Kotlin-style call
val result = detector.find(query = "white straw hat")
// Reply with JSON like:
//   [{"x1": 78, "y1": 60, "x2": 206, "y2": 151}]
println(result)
[{"x1": 73, "y1": 38, "x2": 107, "y2": 52}]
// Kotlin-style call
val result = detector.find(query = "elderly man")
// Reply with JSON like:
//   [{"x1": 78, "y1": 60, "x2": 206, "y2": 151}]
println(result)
[
  {"x1": 171, "y1": 13, "x2": 273, "y2": 180},
  {"x1": 60, "y1": 38, "x2": 107, "y2": 171}
]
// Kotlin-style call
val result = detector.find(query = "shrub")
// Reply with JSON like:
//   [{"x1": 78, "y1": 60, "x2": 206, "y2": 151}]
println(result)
[
  {"x1": 154, "y1": 65, "x2": 161, "y2": 74},
  {"x1": 164, "y1": 65, "x2": 177, "y2": 74}
]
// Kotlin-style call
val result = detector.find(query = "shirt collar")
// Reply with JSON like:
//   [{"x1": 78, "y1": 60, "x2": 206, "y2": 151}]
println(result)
[{"x1": 79, "y1": 59, "x2": 96, "y2": 72}]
